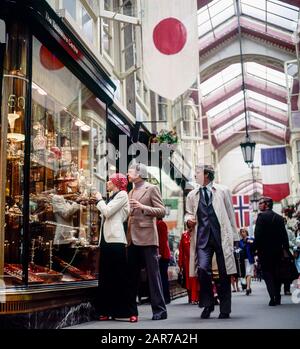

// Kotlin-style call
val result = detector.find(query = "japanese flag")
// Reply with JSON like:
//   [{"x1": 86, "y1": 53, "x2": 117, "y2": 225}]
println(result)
[{"x1": 142, "y1": 0, "x2": 199, "y2": 101}]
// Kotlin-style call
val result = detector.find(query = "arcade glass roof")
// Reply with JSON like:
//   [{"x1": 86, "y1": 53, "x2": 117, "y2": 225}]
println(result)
[{"x1": 197, "y1": 0, "x2": 300, "y2": 147}]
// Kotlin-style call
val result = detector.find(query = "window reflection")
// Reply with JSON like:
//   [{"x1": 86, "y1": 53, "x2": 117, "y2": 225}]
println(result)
[
  {"x1": 80, "y1": 5, "x2": 93, "y2": 43},
  {"x1": 19, "y1": 37, "x2": 107, "y2": 284},
  {"x1": 2, "y1": 23, "x2": 29, "y2": 286},
  {"x1": 63, "y1": 0, "x2": 76, "y2": 20}
]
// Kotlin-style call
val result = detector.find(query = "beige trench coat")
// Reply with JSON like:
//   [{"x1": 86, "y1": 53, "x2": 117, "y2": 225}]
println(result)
[{"x1": 185, "y1": 183, "x2": 239, "y2": 277}]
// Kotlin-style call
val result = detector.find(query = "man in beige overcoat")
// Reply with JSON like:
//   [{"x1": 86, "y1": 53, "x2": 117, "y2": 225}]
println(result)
[
  {"x1": 126, "y1": 163, "x2": 167, "y2": 321},
  {"x1": 185, "y1": 165, "x2": 239, "y2": 319}
]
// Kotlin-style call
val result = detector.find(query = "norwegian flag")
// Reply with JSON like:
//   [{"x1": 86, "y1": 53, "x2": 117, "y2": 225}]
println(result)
[{"x1": 232, "y1": 195, "x2": 250, "y2": 228}]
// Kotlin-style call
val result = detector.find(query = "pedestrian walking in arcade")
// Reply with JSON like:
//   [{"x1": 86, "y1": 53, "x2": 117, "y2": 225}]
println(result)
[
  {"x1": 239, "y1": 228, "x2": 255, "y2": 296},
  {"x1": 185, "y1": 164, "x2": 239, "y2": 319},
  {"x1": 94, "y1": 173, "x2": 134, "y2": 322},
  {"x1": 254, "y1": 197, "x2": 290, "y2": 306}
]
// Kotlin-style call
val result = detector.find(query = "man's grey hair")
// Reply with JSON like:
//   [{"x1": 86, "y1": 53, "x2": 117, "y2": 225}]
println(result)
[{"x1": 129, "y1": 162, "x2": 148, "y2": 179}]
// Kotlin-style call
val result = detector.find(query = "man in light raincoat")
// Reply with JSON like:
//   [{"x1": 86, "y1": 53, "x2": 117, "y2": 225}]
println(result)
[{"x1": 185, "y1": 165, "x2": 239, "y2": 319}]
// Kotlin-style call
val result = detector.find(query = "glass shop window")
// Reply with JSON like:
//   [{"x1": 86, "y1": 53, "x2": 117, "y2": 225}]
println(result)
[
  {"x1": 79, "y1": 4, "x2": 94, "y2": 44},
  {"x1": 63, "y1": 0, "x2": 77, "y2": 21},
  {"x1": 27, "y1": 37, "x2": 106, "y2": 285},
  {"x1": 1, "y1": 23, "x2": 29, "y2": 286}
]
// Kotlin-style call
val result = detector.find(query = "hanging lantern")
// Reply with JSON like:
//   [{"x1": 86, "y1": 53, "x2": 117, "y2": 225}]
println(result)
[{"x1": 240, "y1": 135, "x2": 256, "y2": 165}]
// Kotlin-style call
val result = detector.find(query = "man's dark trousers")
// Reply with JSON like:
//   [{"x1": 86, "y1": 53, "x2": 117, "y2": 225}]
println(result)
[
  {"x1": 196, "y1": 190, "x2": 231, "y2": 314},
  {"x1": 262, "y1": 259, "x2": 281, "y2": 302},
  {"x1": 197, "y1": 233, "x2": 231, "y2": 314}
]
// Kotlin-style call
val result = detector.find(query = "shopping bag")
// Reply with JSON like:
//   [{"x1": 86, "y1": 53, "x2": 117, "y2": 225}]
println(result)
[{"x1": 279, "y1": 250, "x2": 299, "y2": 282}]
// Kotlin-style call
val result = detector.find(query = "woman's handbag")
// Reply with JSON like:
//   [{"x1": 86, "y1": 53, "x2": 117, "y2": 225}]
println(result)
[{"x1": 279, "y1": 249, "x2": 299, "y2": 282}]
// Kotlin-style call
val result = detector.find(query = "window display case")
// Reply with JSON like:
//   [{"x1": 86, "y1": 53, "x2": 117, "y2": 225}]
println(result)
[
  {"x1": 0, "y1": 2, "x2": 119, "y2": 327},
  {"x1": 1, "y1": 33, "x2": 108, "y2": 287}
]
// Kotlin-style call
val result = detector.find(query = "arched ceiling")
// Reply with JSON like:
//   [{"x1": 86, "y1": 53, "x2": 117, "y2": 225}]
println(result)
[
  {"x1": 232, "y1": 180, "x2": 263, "y2": 195},
  {"x1": 215, "y1": 129, "x2": 288, "y2": 162},
  {"x1": 197, "y1": 0, "x2": 299, "y2": 152},
  {"x1": 200, "y1": 54, "x2": 285, "y2": 83},
  {"x1": 197, "y1": 0, "x2": 300, "y2": 11},
  {"x1": 199, "y1": 16, "x2": 295, "y2": 59}
]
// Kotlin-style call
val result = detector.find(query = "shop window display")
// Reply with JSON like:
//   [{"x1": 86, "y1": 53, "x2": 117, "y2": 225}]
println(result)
[
  {"x1": 1, "y1": 23, "x2": 29, "y2": 286},
  {"x1": 3, "y1": 36, "x2": 107, "y2": 285}
]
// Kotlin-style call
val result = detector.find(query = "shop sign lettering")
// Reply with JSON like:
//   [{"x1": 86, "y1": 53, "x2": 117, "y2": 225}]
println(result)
[
  {"x1": 45, "y1": 12, "x2": 81, "y2": 59},
  {"x1": 8, "y1": 94, "x2": 25, "y2": 110}
]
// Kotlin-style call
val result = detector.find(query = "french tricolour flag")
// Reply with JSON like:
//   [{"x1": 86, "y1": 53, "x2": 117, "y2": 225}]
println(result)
[{"x1": 261, "y1": 146, "x2": 290, "y2": 202}]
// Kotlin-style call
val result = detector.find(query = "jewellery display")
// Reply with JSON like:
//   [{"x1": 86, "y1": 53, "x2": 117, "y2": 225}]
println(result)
[
  {"x1": 30, "y1": 239, "x2": 36, "y2": 264},
  {"x1": 71, "y1": 162, "x2": 78, "y2": 178},
  {"x1": 50, "y1": 146, "x2": 61, "y2": 160},
  {"x1": 49, "y1": 240, "x2": 53, "y2": 270},
  {"x1": 29, "y1": 263, "x2": 63, "y2": 283},
  {"x1": 32, "y1": 123, "x2": 47, "y2": 151},
  {"x1": 6, "y1": 237, "x2": 64, "y2": 284},
  {"x1": 8, "y1": 111, "x2": 20, "y2": 131},
  {"x1": 7, "y1": 111, "x2": 25, "y2": 142},
  {"x1": 7, "y1": 141, "x2": 19, "y2": 158},
  {"x1": 61, "y1": 138, "x2": 72, "y2": 164},
  {"x1": 4, "y1": 95, "x2": 103, "y2": 286},
  {"x1": 4, "y1": 264, "x2": 45, "y2": 284},
  {"x1": 8, "y1": 204, "x2": 22, "y2": 216},
  {"x1": 78, "y1": 168, "x2": 87, "y2": 195},
  {"x1": 53, "y1": 256, "x2": 95, "y2": 280}
]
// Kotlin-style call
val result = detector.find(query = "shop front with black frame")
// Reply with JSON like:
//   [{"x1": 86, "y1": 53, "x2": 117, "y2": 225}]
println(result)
[{"x1": 0, "y1": 0, "x2": 118, "y2": 328}]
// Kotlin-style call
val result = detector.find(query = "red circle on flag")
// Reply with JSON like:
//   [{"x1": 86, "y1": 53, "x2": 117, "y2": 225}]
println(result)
[
  {"x1": 40, "y1": 45, "x2": 64, "y2": 70},
  {"x1": 153, "y1": 17, "x2": 187, "y2": 55}
]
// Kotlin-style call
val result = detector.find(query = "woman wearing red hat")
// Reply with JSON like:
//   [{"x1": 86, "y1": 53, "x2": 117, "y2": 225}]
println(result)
[{"x1": 94, "y1": 173, "x2": 136, "y2": 322}]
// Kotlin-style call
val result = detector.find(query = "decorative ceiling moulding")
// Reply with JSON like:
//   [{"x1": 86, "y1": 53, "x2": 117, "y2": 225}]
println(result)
[
  {"x1": 216, "y1": 131, "x2": 284, "y2": 162},
  {"x1": 232, "y1": 180, "x2": 263, "y2": 196},
  {"x1": 197, "y1": 0, "x2": 299, "y2": 10},
  {"x1": 243, "y1": 32, "x2": 295, "y2": 55},
  {"x1": 217, "y1": 126, "x2": 285, "y2": 146},
  {"x1": 197, "y1": 0, "x2": 300, "y2": 10},
  {"x1": 199, "y1": 17, "x2": 296, "y2": 59},
  {"x1": 200, "y1": 30, "x2": 295, "y2": 58},
  {"x1": 199, "y1": 35, "x2": 237, "y2": 61},
  {"x1": 210, "y1": 107, "x2": 288, "y2": 132},
  {"x1": 200, "y1": 55, "x2": 285, "y2": 82},
  {"x1": 199, "y1": 29, "x2": 238, "y2": 57},
  {"x1": 202, "y1": 77, "x2": 287, "y2": 113}
]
